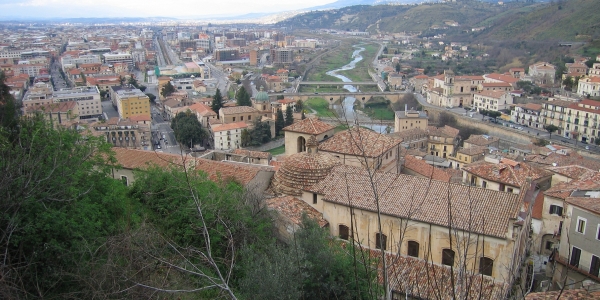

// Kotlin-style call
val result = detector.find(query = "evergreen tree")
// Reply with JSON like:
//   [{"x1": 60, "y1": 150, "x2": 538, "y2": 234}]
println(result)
[
  {"x1": 161, "y1": 81, "x2": 176, "y2": 98},
  {"x1": 295, "y1": 100, "x2": 303, "y2": 113},
  {"x1": 301, "y1": 111, "x2": 306, "y2": 120},
  {"x1": 211, "y1": 88, "x2": 224, "y2": 114},
  {"x1": 236, "y1": 86, "x2": 252, "y2": 107},
  {"x1": 0, "y1": 72, "x2": 19, "y2": 136},
  {"x1": 285, "y1": 105, "x2": 294, "y2": 126},
  {"x1": 171, "y1": 110, "x2": 208, "y2": 147},
  {"x1": 275, "y1": 109, "x2": 285, "y2": 136}
]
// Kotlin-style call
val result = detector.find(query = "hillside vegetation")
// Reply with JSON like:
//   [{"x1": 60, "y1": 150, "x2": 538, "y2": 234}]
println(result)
[{"x1": 279, "y1": 0, "x2": 600, "y2": 41}]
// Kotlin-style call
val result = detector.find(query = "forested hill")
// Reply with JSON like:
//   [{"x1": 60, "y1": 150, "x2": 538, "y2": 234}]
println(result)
[{"x1": 278, "y1": 0, "x2": 600, "y2": 41}]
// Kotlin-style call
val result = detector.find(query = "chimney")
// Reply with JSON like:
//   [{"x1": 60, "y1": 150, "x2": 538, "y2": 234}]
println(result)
[{"x1": 405, "y1": 103, "x2": 408, "y2": 116}]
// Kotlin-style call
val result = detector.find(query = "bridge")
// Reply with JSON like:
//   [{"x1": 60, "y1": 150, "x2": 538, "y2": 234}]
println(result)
[
  {"x1": 298, "y1": 81, "x2": 379, "y2": 86},
  {"x1": 270, "y1": 91, "x2": 406, "y2": 108}
]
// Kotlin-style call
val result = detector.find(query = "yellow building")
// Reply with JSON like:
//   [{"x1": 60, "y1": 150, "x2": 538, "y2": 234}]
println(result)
[
  {"x1": 394, "y1": 106, "x2": 428, "y2": 133},
  {"x1": 427, "y1": 125, "x2": 459, "y2": 159},
  {"x1": 115, "y1": 88, "x2": 151, "y2": 119}
]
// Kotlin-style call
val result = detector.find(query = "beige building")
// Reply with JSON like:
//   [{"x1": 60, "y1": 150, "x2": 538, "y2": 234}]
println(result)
[
  {"x1": 427, "y1": 125, "x2": 459, "y2": 159},
  {"x1": 90, "y1": 117, "x2": 151, "y2": 150},
  {"x1": 212, "y1": 121, "x2": 248, "y2": 150},
  {"x1": 219, "y1": 106, "x2": 260, "y2": 124},
  {"x1": 540, "y1": 99, "x2": 571, "y2": 137},
  {"x1": 528, "y1": 62, "x2": 556, "y2": 86},
  {"x1": 318, "y1": 126, "x2": 402, "y2": 173},
  {"x1": 115, "y1": 88, "x2": 151, "y2": 119},
  {"x1": 282, "y1": 117, "x2": 335, "y2": 156},
  {"x1": 461, "y1": 158, "x2": 552, "y2": 194},
  {"x1": 394, "y1": 106, "x2": 428, "y2": 133},
  {"x1": 300, "y1": 164, "x2": 531, "y2": 287},
  {"x1": 24, "y1": 101, "x2": 79, "y2": 128},
  {"x1": 427, "y1": 70, "x2": 483, "y2": 108},
  {"x1": 473, "y1": 90, "x2": 514, "y2": 112},
  {"x1": 189, "y1": 102, "x2": 217, "y2": 128},
  {"x1": 576, "y1": 76, "x2": 600, "y2": 97},
  {"x1": 563, "y1": 99, "x2": 600, "y2": 143}
]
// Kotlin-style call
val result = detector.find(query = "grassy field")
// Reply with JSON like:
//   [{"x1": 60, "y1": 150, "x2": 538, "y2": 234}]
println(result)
[
  {"x1": 305, "y1": 97, "x2": 336, "y2": 118},
  {"x1": 298, "y1": 86, "x2": 347, "y2": 93},
  {"x1": 358, "y1": 102, "x2": 395, "y2": 121},
  {"x1": 338, "y1": 44, "x2": 379, "y2": 82},
  {"x1": 307, "y1": 43, "x2": 354, "y2": 82},
  {"x1": 267, "y1": 145, "x2": 285, "y2": 155}
]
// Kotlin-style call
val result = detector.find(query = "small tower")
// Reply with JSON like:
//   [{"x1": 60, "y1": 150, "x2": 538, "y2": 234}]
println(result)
[{"x1": 306, "y1": 135, "x2": 318, "y2": 154}]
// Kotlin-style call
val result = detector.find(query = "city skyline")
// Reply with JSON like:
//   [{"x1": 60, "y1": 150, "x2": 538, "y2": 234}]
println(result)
[{"x1": 0, "y1": 0, "x2": 337, "y2": 20}]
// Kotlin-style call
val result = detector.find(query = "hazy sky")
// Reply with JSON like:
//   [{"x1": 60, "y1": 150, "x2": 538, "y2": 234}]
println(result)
[{"x1": 0, "y1": 0, "x2": 337, "y2": 19}]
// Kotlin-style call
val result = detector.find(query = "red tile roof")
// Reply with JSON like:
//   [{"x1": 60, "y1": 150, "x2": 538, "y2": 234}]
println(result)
[
  {"x1": 462, "y1": 159, "x2": 552, "y2": 188},
  {"x1": 282, "y1": 117, "x2": 335, "y2": 135},
  {"x1": 427, "y1": 125, "x2": 459, "y2": 138},
  {"x1": 211, "y1": 121, "x2": 248, "y2": 132},
  {"x1": 567, "y1": 196, "x2": 600, "y2": 215},
  {"x1": 307, "y1": 165, "x2": 521, "y2": 238},
  {"x1": 266, "y1": 196, "x2": 328, "y2": 227},
  {"x1": 318, "y1": 126, "x2": 400, "y2": 158},
  {"x1": 231, "y1": 149, "x2": 271, "y2": 159},
  {"x1": 531, "y1": 190, "x2": 545, "y2": 220},
  {"x1": 525, "y1": 289, "x2": 600, "y2": 300},
  {"x1": 403, "y1": 155, "x2": 451, "y2": 182}
]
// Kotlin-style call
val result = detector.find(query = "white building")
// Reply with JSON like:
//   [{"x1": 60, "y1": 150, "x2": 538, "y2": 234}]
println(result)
[
  {"x1": 103, "y1": 53, "x2": 133, "y2": 69},
  {"x1": 61, "y1": 54, "x2": 101, "y2": 70},
  {"x1": 473, "y1": 90, "x2": 513, "y2": 112},
  {"x1": 511, "y1": 103, "x2": 543, "y2": 129},
  {"x1": 576, "y1": 76, "x2": 600, "y2": 97},
  {"x1": 212, "y1": 121, "x2": 248, "y2": 150},
  {"x1": 53, "y1": 86, "x2": 102, "y2": 120}
]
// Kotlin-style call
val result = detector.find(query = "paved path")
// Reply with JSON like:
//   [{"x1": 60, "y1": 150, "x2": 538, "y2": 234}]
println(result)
[{"x1": 245, "y1": 138, "x2": 285, "y2": 152}]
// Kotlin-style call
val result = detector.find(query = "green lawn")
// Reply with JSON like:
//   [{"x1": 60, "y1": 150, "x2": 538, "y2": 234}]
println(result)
[
  {"x1": 338, "y1": 44, "x2": 379, "y2": 82},
  {"x1": 362, "y1": 106, "x2": 395, "y2": 120},
  {"x1": 267, "y1": 145, "x2": 285, "y2": 155},
  {"x1": 305, "y1": 97, "x2": 336, "y2": 118}
]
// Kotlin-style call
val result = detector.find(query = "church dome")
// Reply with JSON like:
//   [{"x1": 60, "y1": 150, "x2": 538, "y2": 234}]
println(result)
[
  {"x1": 272, "y1": 136, "x2": 340, "y2": 196},
  {"x1": 254, "y1": 86, "x2": 269, "y2": 102}
]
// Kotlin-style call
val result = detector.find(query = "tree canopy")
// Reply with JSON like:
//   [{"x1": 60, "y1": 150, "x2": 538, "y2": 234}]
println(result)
[
  {"x1": 236, "y1": 86, "x2": 252, "y2": 107},
  {"x1": 285, "y1": 105, "x2": 294, "y2": 126},
  {"x1": 171, "y1": 110, "x2": 208, "y2": 147},
  {"x1": 212, "y1": 88, "x2": 224, "y2": 113},
  {"x1": 161, "y1": 81, "x2": 176, "y2": 98}
]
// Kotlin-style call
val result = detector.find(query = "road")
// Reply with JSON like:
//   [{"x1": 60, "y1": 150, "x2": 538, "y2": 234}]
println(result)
[
  {"x1": 412, "y1": 92, "x2": 600, "y2": 153},
  {"x1": 203, "y1": 61, "x2": 229, "y2": 95},
  {"x1": 151, "y1": 106, "x2": 182, "y2": 154},
  {"x1": 50, "y1": 60, "x2": 69, "y2": 90}
]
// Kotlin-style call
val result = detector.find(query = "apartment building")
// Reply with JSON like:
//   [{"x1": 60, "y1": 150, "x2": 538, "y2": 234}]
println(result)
[
  {"x1": 21, "y1": 82, "x2": 54, "y2": 109},
  {"x1": 563, "y1": 99, "x2": 600, "y2": 143},
  {"x1": 474, "y1": 90, "x2": 514, "y2": 112},
  {"x1": 114, "y1": 87, "x2": 151, "y2": 119},
  {"x1": 103, "y1": 53, "x2": 133, "y2": 69},
  {"x1": 427, "y1": 70, "x2": 483, "y2": 108},
  {"x1": 528, "y1": 62, "x2": 556, "y2": 86},
  {"x1": 540, "y1": 100, "x2": 571, "y2": 136},
  {"x1": 394, "y1": 106, "x2": 428, "y2": 132},
  {"x1": 24, "y1": 101, "x2": 79, "y2": 128},
  {"x1": 212, "y1": 121, "x2": 248, "y2": 150},
  {"x1": 270, "y1": 48, "x2": 294, "y2": 64},
  {"x1": 512, "y1": 103, "x2": 543, "y2": 129},
  {"x1": 427, "y1": 125, "x2": 459, "y2": 159},
  {"x1": 576, "y1": 76, "x2": 600, "y2": 97},
  {"x1": 214, "y1": 48, "x2": 240, "y2": 62},
  {"x1": 90, "y1": 117, "x2": 151, "y2": 150},
  {"x1": 53, "y1": 86, "x2": 102, "y2": 120}
]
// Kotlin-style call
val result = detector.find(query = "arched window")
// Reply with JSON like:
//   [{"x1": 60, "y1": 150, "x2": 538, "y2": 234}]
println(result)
[
  {"x1": 407, "y1": 241, "x2": 419, "y2": 258},
  {"x1": 375, "y1": 233, "x2": 387, "y2": 250},
  {"x1": 339, "y1": 224, "x2": 349, "y2": 240},
  {"x1": 297, "y1": 136, "x2": 306, "y2": 153},
  {"x1": 442, "y1": 249, "x2": 455, "y2": 266},
  {"x1": 479, "y1": 257, "x2": 493, "y2": 276}
]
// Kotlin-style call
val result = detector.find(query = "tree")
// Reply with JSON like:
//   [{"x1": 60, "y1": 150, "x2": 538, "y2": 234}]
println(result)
[
  {"x1": 241, "y1": 128, "x2": 251, "y2": 146},
  {"x1": 285, "y1": 105, "x2": 294, "y2": 126},
  {"x1": 544, "y1": 124, "x2": 559, "y2": 139},
  {"x1": 296, "y1": 100, "x2": 304, "y2": 113},
  {"x1": 211, "y1": 88, "x2": 224, "y2": 114},
  {"x1": 161, "y1": 81, "x2": 176, "y2": 98},
  {"x1": 249, "y1": 119, "x2": 271, "y2": 146},
  {"x1": 236, "y1": 86, "x2": 251, "y2": 107},
  {"x1": 0, "y1": 72, "x2": 19, "y2": 136},
  {"x1": 145, "y1": 93, "x2": 156, "y2": 103},
  {"x1": 571, "y1": 131, "x2": 579, "y2": 146},
  {"x1": 275, "y1": 109, "x2": 285, "y2": 136},
  {"x1": 128, "y1": 76, "x2": 139, "y2": 88},
  {"x1": 487, "y1": 111, "x2": 502, "y2": 122},
  {"x1": 138, "y1": 85, "x2": 147, "y2": 92},
  {"x1": 562, "y1": 76, "x2": 574, "y2": 91},
  {"x1": 480, "y1": 109, "x2": 488, "y2": 120},
  {"x1": 171, "y1": 110, "x2": 208, "y2": 147},
  {"x1": 395, "y1": 63, "x2": 400, "y2": 73}
]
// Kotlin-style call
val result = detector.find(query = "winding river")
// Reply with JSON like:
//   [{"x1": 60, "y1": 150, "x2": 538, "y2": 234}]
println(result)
[{"x1": 326, "y1": 45, "x2": 389, "y2": 133}]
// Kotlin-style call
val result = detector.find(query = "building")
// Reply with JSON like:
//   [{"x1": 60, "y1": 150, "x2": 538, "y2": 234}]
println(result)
[
  {"x1": 563, "y1": 99, "x2": 600, "y2": 143},
  {"x1": 282, "y1": 117, "x2": 335, "y2": 156},
  {"x1": 463, "y1": 134, "x2": 499, "y2": 149},
  {"x1": 24, "y1": 101, "x2": 79, "y2": 128},
  {"x1": 270, "y1": 48, "x2": 294, "y2": 64},
  {"x1": 90, "y1": 117, "x2": 151, "y2": 150},
  {"x1": 552, "y1": 190, "x2": 600, "y2": 290},
  {"x1": 114, "y1": 87, "x2": 151, "y2": 119},
  {"x1": 394, "y1": 106, "x2": 428, "y2": 133},
  {"x1": 461, "y1": 158, "x2": 552, "y2": 194},
  {"x1": 214, "y1": 48, "x2": 240, "y2": 62},
  {"x1": 102, "y1": 53, "x2": 133, "y2": 69},
  {"x1": 189, "y1": 102, "x2": 217, "y2": 128},
  {"x1": 318, "y1": 126, "x2": 402, "y2": 173},
  {"x1": 212, "y1": 121, "x2": 248, "y2": 150},
  {"x1": 512, "y1": 103, "x2": 543, "y2": 129},
  {"x1": 528, "y1": 62, "x2": 556, "y2": 86},
  {"x1": 427, "y1": 70, "x2": 483, "y2": 108},
  {"x1": 449, "y1": 146, "x2": 487, "y2": 169},
  {"x1": 218, "y1": 106, "x2": 260, "y2": 124},
  {"x1": 300, "y1": 164, "x2": 533, "y2": 288},
  {"x1": 427, "y1": 125, "x2": 459, "y2": 159},
  {"x1": 53, "y1": 86, "x2": 102, "y2": 120},
  {"x1": 540, "y1": 100, "x2": 572, "y2": 137},
  {"x1": 576, "y1": 76, "x2": 600, "y2": 97},
  {"x1": 473, "y1": 90, "x2": 514, "y2": 112},
  {"x1": 21, "y1": 82, "x2": 54, "y2": 110}
]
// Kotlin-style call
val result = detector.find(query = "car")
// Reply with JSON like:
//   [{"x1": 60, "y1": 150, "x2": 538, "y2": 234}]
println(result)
[
  {"x1": 156, "y1": 144, "x2": 161, "y2": 149},
  {"x1": 581, "y1": 141, "x2": 588, "y2": 144},
  {"x1": 585, "y1": 145, "x2": 590, "y2": 150}
]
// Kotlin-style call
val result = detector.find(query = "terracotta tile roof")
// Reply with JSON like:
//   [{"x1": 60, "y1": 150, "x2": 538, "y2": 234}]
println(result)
[
  {"x1": 282, "y1": 117, "x2": 335, "y2": 135},
  {"x1": 525, "y1": 289, "x2": 600, "y2": 300},
  {"x1": 221, "y1": 106, "x2": 258, "y2": 114},
  {"x1": 211, "y1": 121, "x2": 248, "y2": 132},
  {"x1": 318, "y1": 126, "x2": 401, "y2": 158},
  {"x1": 194, "y1": 159, "x2": 267, "y2": 186},
  {"x1": 378, "y1": 250, "x2": 509, "y2": 299},
  {"x1": 476, "y1": 90, "x2": 507, "y2": 98},
  {"x1": 427, "y1": 125, "x2": 459, "y2": 138},
  {"x1": 129, "y1": 115, "x2": 151, "y2": 122},
  {"x1": 481, "y1": 82, "x2": 512, "y2": 87},
  {"x1": 526, "y1": 153, "x2": 600, "y2": 171},
  {"x1": 544, "y1": 172, "x2": 600, "y2": 200},
  {"x1": 403, "y1": 155, "x2": 451, "y2": 182},
  {"x1": 517, "y1": 103, "x2": 543, "y2": 111},
  {"x1": 26, "y1": 101, "x2": 76, "y2": 113},
  {"x1": 567, "y1": 196, "x2": 600, "y2": 215},
  {"x1": 266, "y1": 196, "x2": 328, "y2": 227},
  {"x1": 546, "y1": 165, "x2": 598, "y2": 180},
  {"x1": 272, "y1": 148, "x2": 340, "y2": 196},
  {"x1": 485, "y1": 73, "x2": 519, "y2": 84},
  {"x1": 389, "y1": 128, "x2": 427, "y2": 141},
  {"x1": 464, "y1": 134, "x2": 499, "y2": 147},
  {"x1": 189, "y1": 102, "x2": 216, "y2": 116},
  {"x1": 231, "y1": 149, "x2": 271, "y2": 159},
  {"x1": 531, "y1": 190, "x2": 545, "y2": 220},
  {"x1": 112, "y1": 148, "x2": 188, "y2": 169},
  {"x1": 462, "y1": 159, "x2": 552, "y2": 188},
  {"x1": 457, "y1": 146, "x2": 487, "y2": 156},
  {"x1": 307, "y1": 165, "x2": 521, "y2": 238}
]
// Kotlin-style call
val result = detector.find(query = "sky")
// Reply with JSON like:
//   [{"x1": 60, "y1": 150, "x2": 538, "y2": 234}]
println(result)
[{"x1": 0, "y1": 0, "x2": 337, "y2": 19}]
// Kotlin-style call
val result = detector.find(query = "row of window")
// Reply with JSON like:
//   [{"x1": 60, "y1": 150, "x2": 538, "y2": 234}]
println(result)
[
  {"x1": 232, "y1": 115, "x2": 252, "y2": 122},
  {"x1": 569, "y1": 247, "x2": 600, "y2": 277},
  {"x1": 338, "y1": 225, "x2": 494, "y2": 276}
]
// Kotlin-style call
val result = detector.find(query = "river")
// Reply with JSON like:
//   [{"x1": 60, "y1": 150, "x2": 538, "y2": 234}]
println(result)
[{"x1": 326, "y1": 45, "x2": 389, "y2": 133}]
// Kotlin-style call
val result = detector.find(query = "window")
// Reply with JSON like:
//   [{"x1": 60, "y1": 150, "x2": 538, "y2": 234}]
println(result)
[
  {"x1": 576, "y1": 217, "x2": 587, "y2": 234},
  {"x1": 499, "y1": 183, "x2": 505, "y2": 192},
  {"x1": 591, "y1": 256, "x2": 600, "y2": 277},
  {"x1": 375, "y1": 233, "x2": 387, "y2": 250},
  {"x1": 407, "y1": 241, "x2": 419, "y2": 258},
  {"x1": 312, "y1": 193, "x2": 317, "y2": 204},
  {"x1": 240, "y1": 116, "x2": 243, "y2": 121},
  {"x1": 482, "y1": 181, "x2": 487, "y2": 188},
  {"x1": 545, "y1": 241, "x2": 553, "y2": 250},
  {"x1": 248, "y1": 115, "x2": 251, "y2": 120},
  {"x1": 479, "y1": 257, "x2": 494, "y2": 276},
  {"x1": 570, "y1": 247, "x2": 581, "y2": 267},
  {"x1": 549, "y1": 205, "x2": 563, "y2": 216},
  {"x1": 339, "y1": 225, "x2": 349, "y2": 240},
  {"x1": 597, "y1": 224, "x2": 600, "y2": 240},
  {"x1": 233, "y1": 117, "x2": 236, "y2": 121},
  {"x1": 442, "y1": 249, "x2": 455, "y2": 266},
  {"x1": 120, "y1": 175, "x2": 128, "y2": 186},
  {"x1": 507, "y1": 188, "x2": 514, "y2": 193}
]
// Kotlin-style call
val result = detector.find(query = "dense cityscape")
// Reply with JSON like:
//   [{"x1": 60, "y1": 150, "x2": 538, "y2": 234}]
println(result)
[{"x1": 1, "y1": 0, "x2": 600, "y2": 298}]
